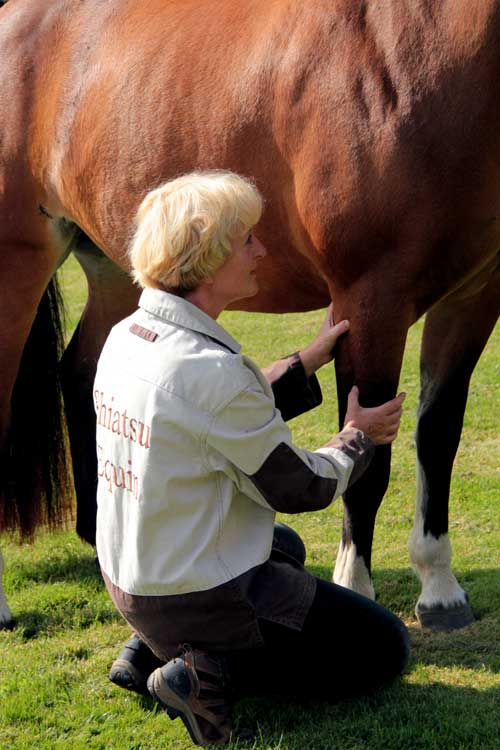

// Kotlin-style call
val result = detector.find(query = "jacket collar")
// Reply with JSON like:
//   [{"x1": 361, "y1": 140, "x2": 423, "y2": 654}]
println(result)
[{"x1": 139, "y1": 288, "x2": 241, "y2": 354}]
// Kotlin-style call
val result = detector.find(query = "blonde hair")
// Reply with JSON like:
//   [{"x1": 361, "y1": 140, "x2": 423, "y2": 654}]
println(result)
[{"x1": 129, "y1": 170, "x2": 263, "y2": 291}]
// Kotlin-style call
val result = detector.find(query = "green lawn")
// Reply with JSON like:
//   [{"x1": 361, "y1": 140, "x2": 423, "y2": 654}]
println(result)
[{"x1": 1, "y1": 256, "x2": 499, "y2": 749}]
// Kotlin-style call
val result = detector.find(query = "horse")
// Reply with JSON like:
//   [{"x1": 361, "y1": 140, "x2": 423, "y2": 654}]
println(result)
[{"x1": 1, "y1": 0, "x2": 499, "y2": 632}]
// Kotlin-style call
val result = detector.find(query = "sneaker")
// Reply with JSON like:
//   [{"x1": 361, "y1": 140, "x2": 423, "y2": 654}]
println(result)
[
  {"x1": 109, "y1": 634, "x2": 163, "y2": 695},
  {"x1": 147, "y1": 645, "x2": 233, "y2": 746}
]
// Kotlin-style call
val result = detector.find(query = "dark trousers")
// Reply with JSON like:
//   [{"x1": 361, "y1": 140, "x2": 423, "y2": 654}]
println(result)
[
  {"x1": 227, "y1": 577, "x2": 410, "y2": 700},
  {"x1": 226, "y1": 524, "x2": 410, "y2": 700}
]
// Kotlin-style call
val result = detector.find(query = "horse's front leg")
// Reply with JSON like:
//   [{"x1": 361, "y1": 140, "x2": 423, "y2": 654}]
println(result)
[
  {"x1": 330, "y1": 287, "x2": 412, "y2": 599},
  {"x1": 411, "y1": 268, "x2": 500, "y2": 631}
]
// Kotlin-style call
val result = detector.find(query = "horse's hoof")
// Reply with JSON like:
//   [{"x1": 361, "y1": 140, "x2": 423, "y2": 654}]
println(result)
[
  {"x1": 416, "y1": 599, "x2": 475, "y2": 631},
  {"x1": 0, "y1": 616, "x2": 15, "y2": 631}
]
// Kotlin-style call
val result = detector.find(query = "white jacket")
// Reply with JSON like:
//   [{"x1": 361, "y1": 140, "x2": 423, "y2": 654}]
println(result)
[{"x1": 95, "y1": 289, "x2": 361, "y2": 597}]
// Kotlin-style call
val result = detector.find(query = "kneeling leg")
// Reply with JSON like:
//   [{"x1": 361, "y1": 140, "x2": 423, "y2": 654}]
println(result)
[{"x1": 227, "y1": 578, "x2": 410, "y2": 700}]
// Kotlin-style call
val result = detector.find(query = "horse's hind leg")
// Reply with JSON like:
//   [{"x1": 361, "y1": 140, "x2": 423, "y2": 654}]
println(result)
[
  {"x1": 0, "y1": 548, "x2": 12, "y2": 627},
  {"x1": 411, "y1": 264, "x2": 500, "y2": 631},
  {"x1": 60, "y1": 237, "x2": 139, "y2": 546}
]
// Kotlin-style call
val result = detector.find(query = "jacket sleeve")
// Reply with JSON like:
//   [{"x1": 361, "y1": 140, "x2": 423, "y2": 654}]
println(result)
[
  {"x1": 204, "y1": 379, "x2": 374, "y2": 514},
  {"x1": 261, "y1": 352, "x2": 322, "y2": 421}
]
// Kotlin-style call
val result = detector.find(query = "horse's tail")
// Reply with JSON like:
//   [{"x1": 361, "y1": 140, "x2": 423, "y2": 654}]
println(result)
[{"x1": 0, "y1": 275, "x2": 74, "y2": 539}]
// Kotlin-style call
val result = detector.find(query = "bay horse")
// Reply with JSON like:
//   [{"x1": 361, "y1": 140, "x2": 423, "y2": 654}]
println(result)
[{"x1": 0, "y1": 0, "x2": 499, "y2": 632}]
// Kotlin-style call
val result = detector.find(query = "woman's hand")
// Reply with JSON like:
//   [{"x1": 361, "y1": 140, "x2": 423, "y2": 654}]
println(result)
[
  {"x1": 344, "y1": 386, "x2": 406, "y2": 445},
  {"x1": 299, "y1": 304, "x2": 350, "y2": 377}
]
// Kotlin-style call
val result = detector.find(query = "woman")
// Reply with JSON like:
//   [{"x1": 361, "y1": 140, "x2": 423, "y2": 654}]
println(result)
[{"x1": 95, "y1": 171, "x2": 408, "y2": 746}]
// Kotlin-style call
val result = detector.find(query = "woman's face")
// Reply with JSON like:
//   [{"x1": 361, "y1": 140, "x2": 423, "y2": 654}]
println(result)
[{"x1": 210, "y1": 230, "x2": 267, "y2": 306}]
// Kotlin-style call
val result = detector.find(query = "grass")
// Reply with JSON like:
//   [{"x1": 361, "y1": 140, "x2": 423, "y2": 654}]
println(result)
[{"x1": 1, "y1": 255, "x2": 499, "y2": 749}]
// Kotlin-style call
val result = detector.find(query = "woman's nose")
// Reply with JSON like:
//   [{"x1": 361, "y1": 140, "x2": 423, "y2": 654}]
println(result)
[{"x1": 254, "y1": 236, "x2": 267, "y2": 258}]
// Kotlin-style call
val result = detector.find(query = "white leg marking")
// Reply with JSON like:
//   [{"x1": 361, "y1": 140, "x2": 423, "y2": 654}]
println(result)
[
  {"x1": 333, "y1": 540, "x2": 375, "y2": 599},
  {"x1": 0, "y1": 548, "x2": 13, "y2": 627},
  {"x1": 410, "y1": 468, "x2": 467, "y2": 609}
]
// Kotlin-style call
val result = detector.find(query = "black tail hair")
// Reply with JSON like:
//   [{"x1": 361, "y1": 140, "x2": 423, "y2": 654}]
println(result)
[{"x1": 0, "y1": 275, "x2": 74, "y2": 538}]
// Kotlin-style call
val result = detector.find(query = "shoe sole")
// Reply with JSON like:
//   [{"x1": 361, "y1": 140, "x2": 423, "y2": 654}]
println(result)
[{"x1": 147, "y1": 669, "x2": 225, "y2": 747}]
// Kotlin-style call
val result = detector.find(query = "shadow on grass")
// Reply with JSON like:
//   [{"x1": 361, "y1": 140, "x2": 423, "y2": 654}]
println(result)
[
  {"x1": 133, "y1": 679, "x2": 500, "y2": 749},
  {"x1": 11, "y1": 602, "x2": 121, "y2": 641},
  {"x1": 231, "y1": 680, "x2": 500, "y2": 750},
  {"x1": 7, "y1": 547, "x2": 102, "y2": 589},
  {"x1": 5, "y1": 547, "x2": 122, "y2": 640}
]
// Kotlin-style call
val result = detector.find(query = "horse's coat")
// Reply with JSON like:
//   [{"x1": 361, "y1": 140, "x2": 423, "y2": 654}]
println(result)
[{"x1": 1, "y1": 0, "x2": 499, "y2": 630}]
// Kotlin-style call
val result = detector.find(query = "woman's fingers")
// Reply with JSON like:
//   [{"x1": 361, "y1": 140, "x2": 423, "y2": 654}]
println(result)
[
  {"x1": 379, "y1": 393, "x2": 406, "y2": 414},
  {"x1": 330, "y1": 320, "x2": 349, "y2": 346},
  {"x1": 345, "y1": 385, "x2": 406, "y2": 445},
  {"x1": 328, "y1": 320, "x2": 349, "y2": 338}
]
